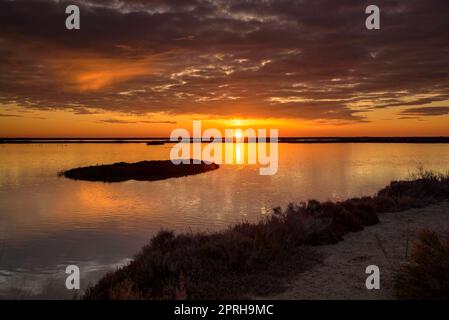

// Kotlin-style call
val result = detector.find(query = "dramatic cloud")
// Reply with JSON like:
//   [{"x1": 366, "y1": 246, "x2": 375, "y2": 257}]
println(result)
[{"x1": 0, "y1": 0, "x2": 449, "y2": 123}]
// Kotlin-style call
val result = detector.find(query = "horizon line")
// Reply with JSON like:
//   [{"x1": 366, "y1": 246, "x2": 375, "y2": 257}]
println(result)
[{"x1": 2, "y1": 136, "x2": 449, "y2": 140}]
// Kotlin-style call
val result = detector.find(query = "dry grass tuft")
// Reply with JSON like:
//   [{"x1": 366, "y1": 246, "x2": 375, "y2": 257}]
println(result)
[{"x1": 394, "y1": 230, "x2": 449, "y2": 300}]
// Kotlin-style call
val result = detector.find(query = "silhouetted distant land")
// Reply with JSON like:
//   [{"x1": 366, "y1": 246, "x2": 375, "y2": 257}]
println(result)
[
  {"x1": 61, "y1": 160, "x2": 219, "y2": 182},
  {"x1": 279, "y1": 137, "x2": 449, "y2": 143},
  {"x1": 2, "y1": 137, "x2": 449, "y2": 144},
  {"x1": 146, "y1": 141, "x2": 166, "y2": 145}
]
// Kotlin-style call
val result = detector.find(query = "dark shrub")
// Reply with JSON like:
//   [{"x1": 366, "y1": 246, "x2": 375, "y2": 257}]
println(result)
[{"x1": 394, "y1": 230, "x2": 449, "y2": 299}]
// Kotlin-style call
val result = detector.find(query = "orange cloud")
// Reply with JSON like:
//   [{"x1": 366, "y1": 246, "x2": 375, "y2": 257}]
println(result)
[{"x1": 50, "y1": 55, "x2": 157, "y2": 92}]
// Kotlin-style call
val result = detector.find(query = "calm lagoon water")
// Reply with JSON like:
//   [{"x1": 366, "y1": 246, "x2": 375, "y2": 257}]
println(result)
[{"x1": 1, "y1": 142, "x2": 449, "y2": 298}]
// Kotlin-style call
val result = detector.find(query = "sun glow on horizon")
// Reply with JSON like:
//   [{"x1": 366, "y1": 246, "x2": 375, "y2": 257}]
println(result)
[{"x1": 234, "y1": 129, "x2": 243, "y2": 140}]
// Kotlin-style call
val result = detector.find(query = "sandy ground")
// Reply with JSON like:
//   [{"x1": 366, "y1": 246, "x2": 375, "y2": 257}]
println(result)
[{"x1": 258, "y1": 201, "x2": 449, "y2": 300}]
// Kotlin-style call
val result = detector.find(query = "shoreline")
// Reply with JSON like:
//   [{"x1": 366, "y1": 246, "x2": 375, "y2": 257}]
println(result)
[
  {"x1": 83, "y1": 171, "x2": 449, "y2": 300},
  {"x1": 257, "y1": 201, "x2": 449, "y2": 300}
]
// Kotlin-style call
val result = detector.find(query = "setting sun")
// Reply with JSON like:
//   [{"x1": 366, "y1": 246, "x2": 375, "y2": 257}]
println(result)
[{"x1": 234, "y1": 129, "x2": 243, "y2": 140}]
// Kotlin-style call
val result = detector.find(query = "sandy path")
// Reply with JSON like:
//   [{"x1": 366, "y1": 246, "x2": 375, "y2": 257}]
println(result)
[{"x1": 258, "y1": 201, "x2": 449, "y2": 300}]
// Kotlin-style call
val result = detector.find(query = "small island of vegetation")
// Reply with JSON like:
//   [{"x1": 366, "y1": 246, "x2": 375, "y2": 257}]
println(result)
[{"x1": 61, "y1": 160, "x2": 219, "y2": 182}]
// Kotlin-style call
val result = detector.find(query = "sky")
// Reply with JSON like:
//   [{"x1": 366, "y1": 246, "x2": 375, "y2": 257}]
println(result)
[{"x1": 0, "y1": 0, "x2": 449, "y2": 137}]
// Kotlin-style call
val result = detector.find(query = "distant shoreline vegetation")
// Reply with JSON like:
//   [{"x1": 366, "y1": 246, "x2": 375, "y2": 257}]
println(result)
[
  {"x1": 2, "y1": 137, "x2": 449, "y2": 144},
  {"x1": 84, "y1": 169, "x2": 449, "y2": 299},
  {"x1": 61, "y1": 160, "x2": 219, "y2": 182}
]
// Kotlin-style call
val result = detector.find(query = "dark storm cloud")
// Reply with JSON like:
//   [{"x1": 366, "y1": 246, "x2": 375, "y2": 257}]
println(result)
[
  {"x1": 399, "y1": 106, "x2": 449, "y2": 117},
  {"x1": 0, "y1": 0, "x2": 449, "y2": 122}
]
